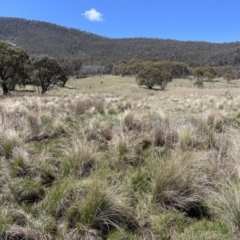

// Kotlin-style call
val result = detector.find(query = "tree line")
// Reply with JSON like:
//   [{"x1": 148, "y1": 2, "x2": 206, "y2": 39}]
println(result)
[
  {"x1": 1, "y1": 41, "x2": 239, "y2": 96},
  {"x1": 0, "y1": 41, "x2": 82, "y2": 95},
  {"x1": 1, "y1": 17, "x2": 240, "y2": 67}
]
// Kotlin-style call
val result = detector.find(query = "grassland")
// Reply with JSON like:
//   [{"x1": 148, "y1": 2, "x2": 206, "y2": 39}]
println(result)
[{"x1": 1, "y1": 75, "x2": 240, "y2": 239}]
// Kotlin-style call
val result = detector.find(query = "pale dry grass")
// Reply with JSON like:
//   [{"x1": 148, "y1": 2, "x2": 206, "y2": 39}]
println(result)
[{"x1": 0, "y1": 76, "x2": 240, "y2": 239}]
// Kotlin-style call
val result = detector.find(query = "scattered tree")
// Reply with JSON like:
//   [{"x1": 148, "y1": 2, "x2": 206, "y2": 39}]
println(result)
[
  {"x1": 193, "y1": 67, "x2": 205, "y2": 80},
  {"x1": 136, "y1": 61, "x2": 161, "y2": 89},
  {"x1": 103, "y1": 63, "x2": 114, "y2": 74},
  {"x1": 223, "y1": 72, "x2": 235, "y2": 83},
  {"x1": 31, "y1": 57, "x2": 67, "y2": 94},
  {"x1": 194, "y1": 67, "x2": 217, "y2": 81},
  {"x1": 0, "y1": 41, "x2": 29, "y2": 95},
  {"x1": 57, "y1": 58, "x2": 75, "y2": 87},
  {"x1": 136, "y1": 61, "x2": 189, "y2": 90}
]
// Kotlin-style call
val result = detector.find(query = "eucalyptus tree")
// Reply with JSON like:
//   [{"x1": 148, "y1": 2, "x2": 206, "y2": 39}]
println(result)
[
  {"x1": 0, "y1": 41, "x2": 29, "y2": 95},
  {"x1": 136, "y1": 61, "x2": 189, "y2": 90},
  {"x1": 32, "y1": 56, "x2": 67, "y2": 94}
]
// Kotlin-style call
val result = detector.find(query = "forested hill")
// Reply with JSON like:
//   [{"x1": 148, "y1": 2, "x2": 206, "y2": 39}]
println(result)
[{"x1": 1, "y1": 17, "x2": 240, "y2": 66}]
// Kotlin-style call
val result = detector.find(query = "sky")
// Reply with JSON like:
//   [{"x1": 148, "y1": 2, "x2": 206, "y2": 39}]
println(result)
[{"x1": 0, "y1": 0, "x2": 240, "y2": 43}]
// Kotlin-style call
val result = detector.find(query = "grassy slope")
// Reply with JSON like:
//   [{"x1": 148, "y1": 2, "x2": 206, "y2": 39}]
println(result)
[{"x1": 0, "y1": 76, "x2": 240, "y2": 239}]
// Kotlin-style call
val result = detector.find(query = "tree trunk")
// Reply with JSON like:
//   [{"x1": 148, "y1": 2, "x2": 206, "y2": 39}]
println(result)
[{"x1": 1, "y1": 83, "x2": 9, "y2": 95}]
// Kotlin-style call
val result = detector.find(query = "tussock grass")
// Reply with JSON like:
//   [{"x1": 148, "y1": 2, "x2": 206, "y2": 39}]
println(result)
[
  {"x1": 152, "y1": 119, "x2": 178, "y2": 149},
  {"x1": 151, "y1": 210, "x2": 187, "y2": 239},
  {"x1": 212, "y1": 179, "x2": 240, "y2": 232},
  {"x1": 0, "y1": 129, "x2": 24, "y2": 159},
  {"x1": 37, "y1": 178, "x2": 77, "y2": 218},
  {"x1": 152, "y1": 151, "x2": 210, "y2": 218},
  {"x1": 66, "y1": 178, "x2": 138, "y2": 235},
  {"x1": 176, "y1": 219, "x2": 233, "y2": 240},
  {"x1": 61, "y1": 138, "x2": 98, "y2": 178},
  {"x1": 75, "y1": 98, "x2": 105, "y2": 115},
  {"x1": 4, "y1": 225, "x2": 44, "y2": 240},
  {"x1": 10, "y1": 147, "x2": 30, "y2": 177},
  {"x1": 9, "y1": 178, "x2": 45, "y2": 204},
  {"x1": 1, "y1": 76, "x2": 240, "y2": 239}
]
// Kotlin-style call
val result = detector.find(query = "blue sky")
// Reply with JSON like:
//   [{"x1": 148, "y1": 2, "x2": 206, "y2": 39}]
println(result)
[{"x1": 1, "y1": 0, "x2": 240, "y2": 43}]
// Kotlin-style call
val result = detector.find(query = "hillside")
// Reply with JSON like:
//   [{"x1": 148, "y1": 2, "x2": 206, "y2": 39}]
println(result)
[{"x1": 1, "y1": 17, "x2": 240, "y2": 66}]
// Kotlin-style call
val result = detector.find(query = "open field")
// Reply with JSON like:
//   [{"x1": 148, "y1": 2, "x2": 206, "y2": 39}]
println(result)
[{"x1": 1, "y1": 76, "x2": 240, "y2": 239}]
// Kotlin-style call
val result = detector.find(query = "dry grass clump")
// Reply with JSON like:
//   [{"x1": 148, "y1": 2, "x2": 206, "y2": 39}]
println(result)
[
  {"x1": 86, "y1": 121, "x2": 113, "y2": 150},
  {"x1": 211, "y1": 132, "x2": 240, "y2": 232},
  {"x1": 64, "y1": 228, "x2": 103, "y2": 240},
  {"x1": 27, "y1": 113, "x2": 40, "y2": 137},
  {"x1": 152, "y1": 119, "x2": 178, "y2": 149},
  {"x1": 117, "y1": 99, "x2": 133, "y2": 112},
  {"x1": 8, "y1": 177, "x2": 45, "y2": 204},
  {"x1": 207, "y1": 110, "x2": 227, "y2": 132},
  {"x1": 75, "y1": 98, "x2": 105, "y2": 115},
  {"x1": 152, "y1": 151, "x2": 210, "y2": 218},
  {"x1": 123, "y1": 110, "x2": 135, "y2": 128},
  {"x1": 0, "y1": 129, "x2": 24, "y2": 159},
  {"x1": 0, "y1": 207, "x2": 10, "y2": 236},
  {"x1": 66, "y1": 178, "x2": 139, "y2": 235},
  {"x1": 212, "y1": 179, "x2": 240, "y2": 232},
  {"x1": 178, "y1": 124, "x2": 198, "y2": 151},
  {"x1": 61, "y1": 138, "x2": 98, "y2": 178},
  {"x1": 37, "y1": 178, "x2": 77, "y2": 220},
  {"x1": 4, "y1": 225, "x2": 44, "y2": 240},
  {"x1": 10, "y1": 147, "x2": 30, "y2": 177}
]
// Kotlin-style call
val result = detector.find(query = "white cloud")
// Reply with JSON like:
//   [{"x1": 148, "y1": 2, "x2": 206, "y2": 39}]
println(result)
[{"x1": 82, "y1": 8, "x2": 103, "y2": 22}]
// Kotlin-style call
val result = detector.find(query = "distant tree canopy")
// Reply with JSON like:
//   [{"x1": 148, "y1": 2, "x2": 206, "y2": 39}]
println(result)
[
  {"x1": 136, "y1": 61, "x2": 189, "y2": 90},
  {"x1": 31, "y1": 57, "x2": 67, "y2": 94},
  {"x1": 0, "y1": 41, "x2": 29, "y2": 95},
  {"x1": 1, "y1": 17, "x2": 240, "y2": 67},
  {"x1": 56, "y1": 57, "x2": 82, "y2": 86},
  {"x1": 193, "y1": 67, "x2": 217, "y2": 81},
  {"x1": 223, "y1": 72, "x2": 235, "y2": 83}
]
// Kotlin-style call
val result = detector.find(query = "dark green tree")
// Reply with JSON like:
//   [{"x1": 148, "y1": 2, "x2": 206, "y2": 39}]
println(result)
[
  {"x1": 136, "y1": 61, "x2": 163, "y2": 89},
  {"x1": 128, "y1": 58, "x2": 143, "y2": 75},
  {"x1": 57, "y1": 58, "x2": 75, "y2": 87},
  {"x1": 103, "y1": 63, "x2": 113, "y2": 74},
  {"x1": 136, "y1": 61, "x2": 189, "y2": 90},
  {"x1": 112, "y1": 62, "x2": 129, "y2": 76},
  {"x1": 32, "y1": 57, "x2": 67, "y2": 94},
  {"x1": 193, "y1": 67, "x2": 217, "y2": 81},
  {"x1": 193, "y1": 67, "x2": 205, "y2": 80},
  {"x1": 0, "y1": 41, "x2": 29, "y2": 95}
]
